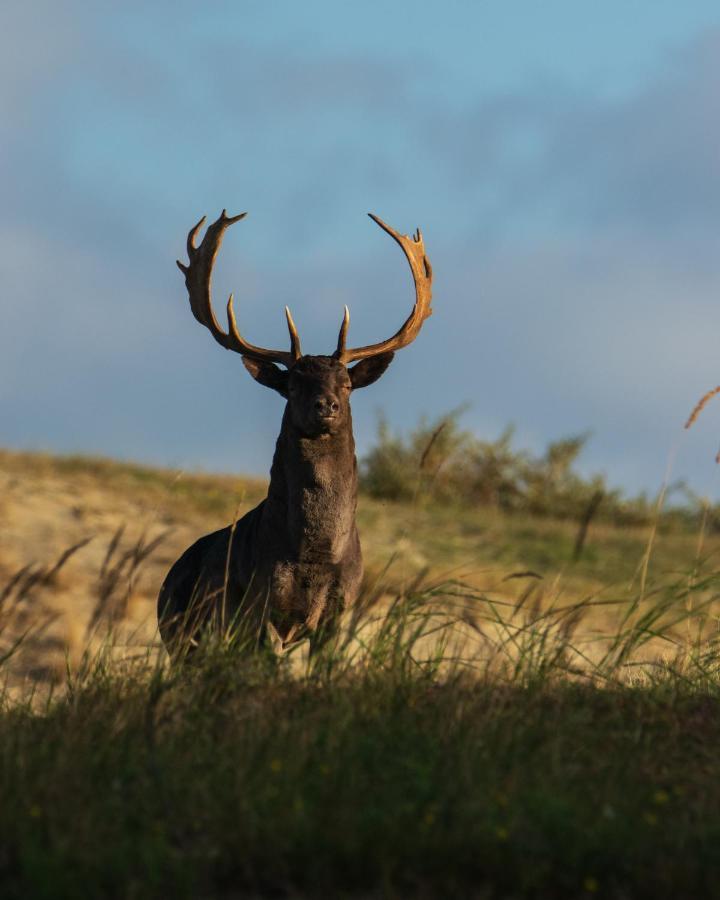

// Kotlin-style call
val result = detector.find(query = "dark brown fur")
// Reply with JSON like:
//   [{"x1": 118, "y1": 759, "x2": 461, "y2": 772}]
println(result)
[{"x1": 157, "y1": 353, "x2": 393, "y2": 655}]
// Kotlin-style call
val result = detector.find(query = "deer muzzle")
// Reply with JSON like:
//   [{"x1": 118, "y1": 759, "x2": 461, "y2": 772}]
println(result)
[{"x1": 313, "y1": 396, "x2": 340, "y2": 419}]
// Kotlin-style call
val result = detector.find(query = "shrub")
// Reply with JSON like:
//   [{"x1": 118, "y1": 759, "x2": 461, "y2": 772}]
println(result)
[{"x1": 360, "y1": 410, "x2": 706, "y2": 530}]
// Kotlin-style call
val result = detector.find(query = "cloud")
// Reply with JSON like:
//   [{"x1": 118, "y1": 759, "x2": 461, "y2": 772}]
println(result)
[
  {"x1": 421, "y1": 28, "x2": 720, "y2": 238},
  {"x1": 3, "y1": 14, "x2": 720, "y2": 495}
]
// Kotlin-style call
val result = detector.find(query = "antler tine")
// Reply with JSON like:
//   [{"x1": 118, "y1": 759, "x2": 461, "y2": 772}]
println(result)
[
  {"x1": 185, "y1": 214, "x2": 206, "y2": 261},
  {"x1": 285, "y1": 306, "x2": 303, "y2": 360},
  {"x1": 335, "y1": 305, "x2": 350, "y2": 358},
  {"x1": 177, "y1": 210, "x2": 302, "y2": 367},
  {"x1": 334, "y1": 213, "x2": 433, "y2": 365}
]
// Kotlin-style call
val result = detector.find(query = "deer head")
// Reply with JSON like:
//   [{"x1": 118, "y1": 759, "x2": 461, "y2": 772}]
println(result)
[{"x1": 176, "y1": 210, "x2": 433, "y2": 437}]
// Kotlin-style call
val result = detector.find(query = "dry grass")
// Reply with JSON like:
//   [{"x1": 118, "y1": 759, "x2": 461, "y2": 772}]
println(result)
[
  {"x1": 3, "y1": 447, "x2": 720, "y2": 695},
  {"x1": 685, "y1": 384, "x2": 720, "y2": 431}
]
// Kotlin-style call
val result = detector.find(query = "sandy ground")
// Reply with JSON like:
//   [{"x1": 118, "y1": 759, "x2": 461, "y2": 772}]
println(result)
[{"x1": 0, "y1": 459, "x2": 223, "y2": 689}]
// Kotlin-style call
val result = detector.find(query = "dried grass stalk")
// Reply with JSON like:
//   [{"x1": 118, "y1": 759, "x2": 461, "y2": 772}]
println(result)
[{"x1": 685, "y1": 386, "x2": 720, "y2": 430}]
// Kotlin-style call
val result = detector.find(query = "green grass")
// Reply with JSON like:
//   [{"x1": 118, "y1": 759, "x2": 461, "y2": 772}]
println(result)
[
  {"x1": 1, "y1": 658, "x2": 719, "y2": 898},
  {"x1": 2, "y1": 579, "x2": 720, "y2": 899},
  {"x1": 3, "y1": 448, "x2": 720, "y2": 897},
  {"x1": 357, "y1": 495, "x2": 717, "y2": 604}
]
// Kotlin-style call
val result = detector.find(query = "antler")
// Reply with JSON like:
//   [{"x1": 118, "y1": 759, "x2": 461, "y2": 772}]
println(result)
[
  {"x1": 334, "y1": 213, "x2": 433, "y2": 364},
  {"x1": 177, "y1": 210, "x2": 302, "y2": 367}
]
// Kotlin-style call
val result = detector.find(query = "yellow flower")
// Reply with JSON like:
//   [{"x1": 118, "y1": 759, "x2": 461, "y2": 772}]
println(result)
[
  {"x1": 269, "y1": 758, "x2": 282, "y2": 773},
  {"x1": 583, "y1": 876, "x2": 599, "y2": 893},
  {"x1": 644, "y1": 811, "x2": 658, "y2": 826},
  {"x1": 495, "y1": 826, "x2": 509, "y2": 841},
  {"x1": 653, "y1": 789, "x2": 669, "y2": 805}
]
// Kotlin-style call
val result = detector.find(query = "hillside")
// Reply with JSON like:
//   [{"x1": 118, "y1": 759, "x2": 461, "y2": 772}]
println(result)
[
  {"x1": 1, "y1": 446, "x2": 718, "y2": 690},
  {"x1": 3, "y1": 449, "x2": 720, "y2": 898}
]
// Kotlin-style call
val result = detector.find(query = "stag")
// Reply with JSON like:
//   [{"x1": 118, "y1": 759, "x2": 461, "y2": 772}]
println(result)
[{"x1": 157, "y1": 210, "x2": 433, "y2": 656}]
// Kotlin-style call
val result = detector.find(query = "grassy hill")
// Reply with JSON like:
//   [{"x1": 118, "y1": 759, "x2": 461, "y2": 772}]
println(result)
[
  {"x1": 2, "y1": 446, "x2": 719, "y2": 685},
  {"x1": 2, "y1": 448, "x2": 720, "y2": 897}
]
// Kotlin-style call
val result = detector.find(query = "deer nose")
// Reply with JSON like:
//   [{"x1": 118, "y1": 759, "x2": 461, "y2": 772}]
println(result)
[{"x1": 314, "y1": 397, "x2": 339, "y2": 416}]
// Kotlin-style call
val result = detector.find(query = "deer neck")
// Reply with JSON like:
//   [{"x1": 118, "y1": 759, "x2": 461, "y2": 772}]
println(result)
[{"x1": 263, "y1": 408, "x2": 358, "y2": 561}]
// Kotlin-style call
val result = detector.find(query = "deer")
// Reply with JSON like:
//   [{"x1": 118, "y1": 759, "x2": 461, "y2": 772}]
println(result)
[{"x1": 157, "y1": 209, "x2": 433, "y2": 657}]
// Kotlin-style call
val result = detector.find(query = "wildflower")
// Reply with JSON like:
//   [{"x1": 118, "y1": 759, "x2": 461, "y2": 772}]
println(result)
[
  {"x1": 269, "y1": 758, "x2": 282, "y2": 773},
  {"x1": 643, "y1": 811, "x2": 658, "y2": 826},
  {"x1": 495, "y1": 825, "x2": 509, "y2": 841},
  {"x1": 583, "y1": 876, "x2": 599, "y2": 893},
  {"x1": 653, "y1": 789, "x2": 669, "y2": 806}
]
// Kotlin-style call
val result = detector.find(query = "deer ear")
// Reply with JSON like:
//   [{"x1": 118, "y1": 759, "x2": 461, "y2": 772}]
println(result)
[
  {"x1": 348, "y1": 352, "x2": 395, "y2": 390},
  {"x1": 242, "y1": 358, "x2": 289, "y2": 397}
]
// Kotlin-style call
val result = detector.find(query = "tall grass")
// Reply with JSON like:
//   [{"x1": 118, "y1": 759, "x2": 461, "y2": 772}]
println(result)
[
  {"x1": 3, "y1": 435, "x2": 720, "y2": 898},
  {"x1": 0, "y1": 539, "x2": 91, "y2": 671},
  {"x1": 2, "y1": 542, "x2": 720, "y2": 897}
]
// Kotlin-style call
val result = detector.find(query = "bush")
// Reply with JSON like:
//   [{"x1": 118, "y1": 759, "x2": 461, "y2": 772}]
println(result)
[{"x1": 360, "y1": 410, "x2": 706, "y2": 530}]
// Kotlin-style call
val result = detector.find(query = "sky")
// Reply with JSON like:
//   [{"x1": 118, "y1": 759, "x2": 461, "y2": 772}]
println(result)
[{"x1": 3, "y1": 1, "x2": 720, "y2": 499}]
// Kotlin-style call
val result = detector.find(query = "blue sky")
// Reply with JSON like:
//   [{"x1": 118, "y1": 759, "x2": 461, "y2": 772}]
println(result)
[{"x1": 3, "y1": 1, "x2": 720, "y2": 498}]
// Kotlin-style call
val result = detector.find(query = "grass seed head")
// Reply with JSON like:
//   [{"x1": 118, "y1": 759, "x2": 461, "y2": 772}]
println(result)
[{"x1": 684, "y1": 385, "x2": 720, "y2": 430}]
